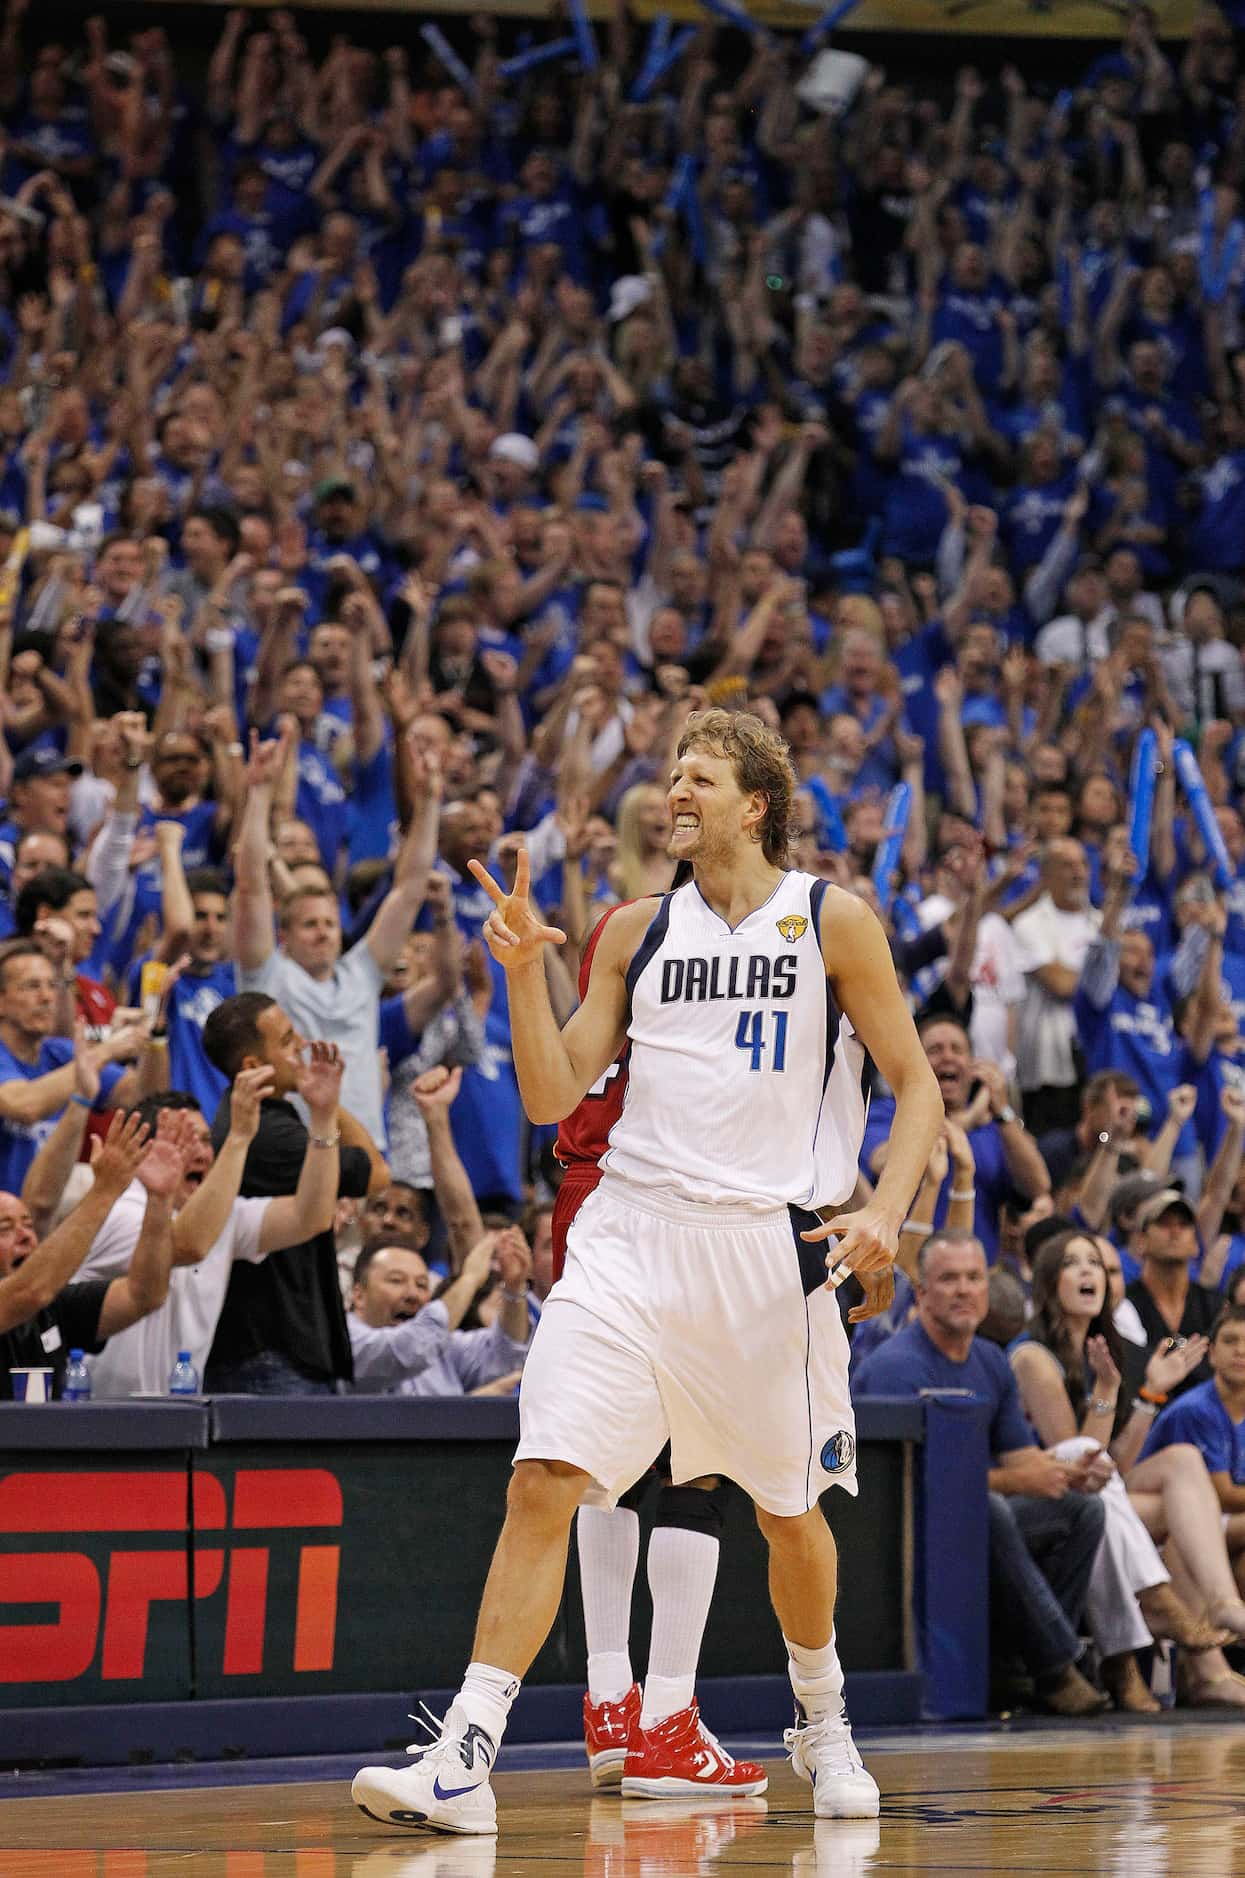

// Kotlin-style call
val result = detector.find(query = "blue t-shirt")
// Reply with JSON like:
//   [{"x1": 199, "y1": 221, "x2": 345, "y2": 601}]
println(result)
[
  {"x1": 1190, "y1": 451, "x2": 1245, "y2": 574},
  {"x1": 881, "y1": 427, "x2": 960, "y2": 564},
  {"x1": 894, "y1": 620, "x2": 954, "y2": 798},
  {"x1": 853, "y1": 1318, "x2": 1037, "y2": 1455},
  {"x1": 347, "y1": 742, "x2": 397, "y2": 867},
  {"x1": 149, "y1": 963, "x2": 237, "y2": 1119},
  {"x1": 931, "y1": 283, "x2": 1008, "y2": 395},
  {"x1": 1002, "y1": 474, "x2": 1076, "y2": 573},
  {"x1": 450, "y1": 975, "x2": 523, "y2": 1205},
  {"x1": 295, "y1": 741, "x2": 348, "y2": 872},
  {"x1": 137, "y1": 801, "x2": 221, "y2": 873},
  {"x1": 1193, "y1": 1044, "x2": 1245, "y2": 1163},
  {"x1": 861, "y1": 1098, "x2": 1012, "y2": 1262},
  {"x1": 0, "y1": 1037, "x2": 124, "y2": 1193},
  {"x1": 1075, "y1": 981, "x2": 1198, "y2": 1160},
  {"x1": 1140, "y1": 1377, "x2": 1245, "y2": 1484}
]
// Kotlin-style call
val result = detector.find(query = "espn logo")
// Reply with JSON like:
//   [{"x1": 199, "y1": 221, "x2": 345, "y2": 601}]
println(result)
[{"x1": 0, "y1": 1468, "x2": 342, "y2": 1682}]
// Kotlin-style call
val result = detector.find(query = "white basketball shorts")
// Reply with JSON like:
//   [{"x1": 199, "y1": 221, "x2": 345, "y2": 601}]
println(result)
[{"x1": 514, "y1": 1174, "x2": 858, "y2": 1517}]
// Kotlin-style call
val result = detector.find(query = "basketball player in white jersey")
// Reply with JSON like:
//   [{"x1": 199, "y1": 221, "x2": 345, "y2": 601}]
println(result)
[{"x1": 354, "y1": 709, "x2": 943, "y2": 1837}]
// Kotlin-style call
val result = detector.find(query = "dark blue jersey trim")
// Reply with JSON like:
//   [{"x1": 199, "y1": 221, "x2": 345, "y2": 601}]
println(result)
[{"x1": 624, "y1": 892, "x2": 673, "y2": 1019}]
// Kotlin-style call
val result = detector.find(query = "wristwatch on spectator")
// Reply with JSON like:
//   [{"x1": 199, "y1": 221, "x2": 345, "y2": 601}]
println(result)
[{"x1": 996, "y1": 1104, "x2": 1018, "y2": 1126}]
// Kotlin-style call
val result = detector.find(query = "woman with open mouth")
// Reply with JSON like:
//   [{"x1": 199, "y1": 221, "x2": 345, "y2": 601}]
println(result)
[{"x1": 1011, "y1": 1229, "x2": 1243, "y2": 1711}]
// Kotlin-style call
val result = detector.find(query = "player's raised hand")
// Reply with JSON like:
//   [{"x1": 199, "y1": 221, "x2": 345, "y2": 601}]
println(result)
[
  {"x1": 802, "y1": 1202, "x2": 900, "y2": 1289},
  {"x1": 468, "y1": 846, "x2": 566, "y2": 971}
]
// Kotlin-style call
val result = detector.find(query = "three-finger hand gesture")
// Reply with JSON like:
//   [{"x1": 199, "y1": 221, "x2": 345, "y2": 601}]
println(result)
[{"x1": 468, "y1": 847, "x2": 566, "y2": 971}]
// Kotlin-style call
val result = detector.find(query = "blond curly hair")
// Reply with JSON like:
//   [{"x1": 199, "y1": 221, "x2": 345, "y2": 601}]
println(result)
[{"x1": 676, "y1": 707, "x2": 795, "y2": 866}]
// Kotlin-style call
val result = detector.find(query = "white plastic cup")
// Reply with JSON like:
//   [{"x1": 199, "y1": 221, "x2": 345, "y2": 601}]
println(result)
[{"x1": 11, "y1": 1367, "x2": 54, "y2": 1403}]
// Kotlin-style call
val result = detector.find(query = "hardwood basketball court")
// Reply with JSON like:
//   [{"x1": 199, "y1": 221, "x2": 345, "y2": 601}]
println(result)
[{"x1": 2, "y1": 1719, "x2": 1243, "y2": 1876}]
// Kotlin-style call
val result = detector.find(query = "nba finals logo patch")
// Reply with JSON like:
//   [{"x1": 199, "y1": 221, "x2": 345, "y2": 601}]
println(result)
[
  {"x1": 820, "y1": 1431, "x2": 855, "y2": 1473},
  {"x1": 776, "y1": 915, "x2": 808, "y2": 944}
]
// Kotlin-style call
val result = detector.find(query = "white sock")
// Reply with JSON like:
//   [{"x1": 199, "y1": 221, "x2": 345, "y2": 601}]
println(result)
[
  {"x1": 641, "y1": 1526, "x2": 720, "y2": 1728},
  {"x1": 455, "y1": 1661, "x2": 521, "y2": 1748},
  {"x1": 785, "y1": 1629, "x2": 845, "y2": 1720},
  {"x1": 578, "y1": 1506, "x2": 640, "y2": 1701}
]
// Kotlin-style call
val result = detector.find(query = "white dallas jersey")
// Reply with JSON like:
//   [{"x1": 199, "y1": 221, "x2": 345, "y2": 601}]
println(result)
[{"x1": 601, "y1": 871, "x2": 869, "y2": 1212}]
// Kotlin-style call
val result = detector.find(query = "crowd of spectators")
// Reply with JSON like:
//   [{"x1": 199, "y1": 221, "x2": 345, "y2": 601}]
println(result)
[{"x1": 0, "y1": 0, "x2": 1244, "y2": 1714}]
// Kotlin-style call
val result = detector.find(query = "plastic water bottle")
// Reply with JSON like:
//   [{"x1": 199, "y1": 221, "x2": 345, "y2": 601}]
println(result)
[
  {"x1": 62, "y1": 1350, "x2": 92, "y2": 1402},
  {"x1": 168, "y1": 1351, "x2": 200, "y2": 1396}
]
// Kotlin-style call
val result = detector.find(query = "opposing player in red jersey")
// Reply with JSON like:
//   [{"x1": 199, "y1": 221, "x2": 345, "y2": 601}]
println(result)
[{"x1": 555, "y1": 901, "x2": 765, "y2": 1800}]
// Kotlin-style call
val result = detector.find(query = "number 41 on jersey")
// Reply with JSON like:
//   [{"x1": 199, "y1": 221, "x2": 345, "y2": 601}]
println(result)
[{"x1": 734, "y1": 1009, "x2": 788, "y2": 1072}]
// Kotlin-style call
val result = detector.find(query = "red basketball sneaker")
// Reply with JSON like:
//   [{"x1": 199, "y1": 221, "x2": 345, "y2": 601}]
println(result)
[
  {"x1": 620, "y1": 1702, "x2": 769, "y2": 1798},
  {"x1": 584, "y1": 1681, "x2": 642, "y2": 1788}
]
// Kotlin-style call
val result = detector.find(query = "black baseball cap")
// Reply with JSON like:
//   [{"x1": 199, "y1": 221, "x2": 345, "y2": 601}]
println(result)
[{"x1": 12, "y1": 747, "x2": 83, "y2": 784}]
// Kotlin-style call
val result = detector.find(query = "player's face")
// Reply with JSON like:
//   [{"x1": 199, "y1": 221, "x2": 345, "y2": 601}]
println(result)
[{"x1": 666, "y1": 750, "x2": 763, "y2": 866}]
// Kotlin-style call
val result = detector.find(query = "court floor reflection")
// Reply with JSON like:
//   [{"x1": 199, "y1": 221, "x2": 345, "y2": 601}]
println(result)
[{"x1": 0, "y1": 1720, "x2": 1241, "y2": 1877}]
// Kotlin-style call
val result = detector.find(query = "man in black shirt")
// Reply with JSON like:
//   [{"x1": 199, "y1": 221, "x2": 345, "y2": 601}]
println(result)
[
  {"x1": 1125, "y1": 1189, "x2": 1219, "y2": 1401},
  {"x1": 202, "y1": 994, "x2": 383, "y2": 1395},
  {"x1": 0, "y1": 1111, "x2": 183, "y2": 1397}
]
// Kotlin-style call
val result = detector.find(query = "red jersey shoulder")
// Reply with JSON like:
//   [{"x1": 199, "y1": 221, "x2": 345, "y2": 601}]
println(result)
[
  {"x1": 76, "y1": 975, "x2": 116, "y2": 1040},
  {"x1": 556, "y1": 901, "x2": 637, "y2": 1169}
]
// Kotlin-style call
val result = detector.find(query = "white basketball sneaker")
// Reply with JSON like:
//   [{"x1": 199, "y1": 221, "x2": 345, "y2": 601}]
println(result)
[
  {"x1": 352, "y1": 1704, "x2": 499, "y2": 1836},
  {"x1": 784, "y1": 1705, "x2": 880, "y2": 1819}
]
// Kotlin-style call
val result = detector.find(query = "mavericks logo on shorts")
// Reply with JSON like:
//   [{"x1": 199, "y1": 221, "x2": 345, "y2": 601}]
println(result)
[
  {"x1": 776, "y1": 915, "x2": 808, "y2": 944},
  {"x1": 820, "y1": 1431, "x2": 856, "y2": 1473}
]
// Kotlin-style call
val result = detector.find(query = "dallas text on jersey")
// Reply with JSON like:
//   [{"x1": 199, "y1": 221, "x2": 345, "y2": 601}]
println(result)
[{"x1": 659, "y1": 955, "x2": 799, "y2": 1004}]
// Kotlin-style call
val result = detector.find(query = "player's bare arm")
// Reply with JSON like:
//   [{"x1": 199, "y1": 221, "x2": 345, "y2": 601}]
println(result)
[
  {"x1": 470, "y1": 850, "x2": 653, "y2": 1124},
  {"x1": 803, "y1": 887, "x2": 943, "y2": 1291}
]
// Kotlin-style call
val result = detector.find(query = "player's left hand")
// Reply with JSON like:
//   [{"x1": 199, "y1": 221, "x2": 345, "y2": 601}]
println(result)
[
  {"x1": 847, "y1": 1267, "x2": 895, "y2": 1325},
  {"x1": 802, "y1": 1205, "x2": 900, "y2": 1290}
]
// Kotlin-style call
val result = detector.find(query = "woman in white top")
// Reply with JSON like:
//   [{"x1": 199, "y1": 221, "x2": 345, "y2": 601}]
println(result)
[{"x1": 1010, "y1": 1230, "x2": 1244, "y2": 1711}]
